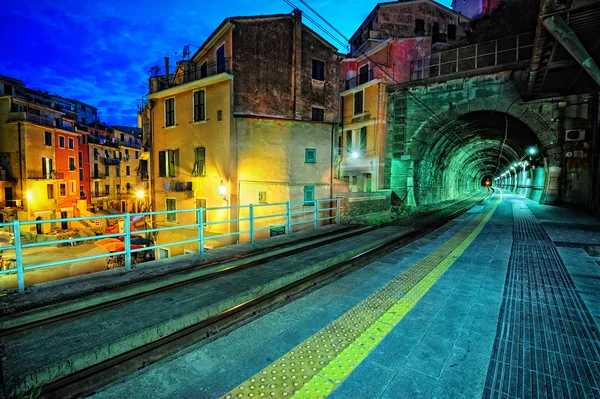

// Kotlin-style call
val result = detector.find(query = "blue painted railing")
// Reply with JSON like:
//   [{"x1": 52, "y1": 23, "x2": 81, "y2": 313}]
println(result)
[{"x1": 0, "y1": 199, "x2": 342, "y2": 292}]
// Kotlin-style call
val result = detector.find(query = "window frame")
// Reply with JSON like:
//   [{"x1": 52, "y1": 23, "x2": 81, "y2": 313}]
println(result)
[
  {"x1": 44, "y1": 131, "x2": 53, "y2": 146},
  {"x1": 126, "y1": 165, "x2": 130, "y2": 176},
  {"x1": 312, "y1": 59, "x2": 325, "y2": 81},
  {"x1": 68, "y1": 156, "x2": 76, "y2": 171},
  {"x1": 305, "y1": 148, "x2": 317, "y2": 163},
  {"x1": 166, "y1": 198, "x2": 177, "y2": 223},
  {"x1": 58, "y1": 135, "x2": 65, "y2": 148},
  {"x1": 164, "y1": 97, "x2": 176, "y2": 127},
  {"x1": 311, "y1": 107, "x2": 324, "y2": 122},
  {"x1": 68, "y1": 137, "x2": 74, "y2": 150},
  {"x1": 353, "y1": 90, "x2": 364, "y2": 115},
  {"x1": 216, "y1": 43, "x2": 226, "y2": 74},
  {"x1": 193, "y1": 89, "x2": 206, "y2": 122},
  {"x1": 193, "y1": 147, "x2": 206, "y2": 177},
  {"x1": 59, "y1": 183, "x2": 67, "y2": 197},
  {"x1": 47, "y1": 184, "x2": 54, "y2": 199},
  {"x1": 303, "y1": 186, "x2": 315, "y2": 207}
]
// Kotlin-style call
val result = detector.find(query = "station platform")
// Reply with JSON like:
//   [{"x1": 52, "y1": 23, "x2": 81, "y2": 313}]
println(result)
[{"x1": 89, "y1": 191, "x2": 600, "y2": 399}]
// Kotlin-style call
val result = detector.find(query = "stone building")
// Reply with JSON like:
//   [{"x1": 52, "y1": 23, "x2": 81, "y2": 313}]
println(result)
[
  {"x1": 338, "y1": 0, "x2": 469, "y2": 194},
  {"x1": 147, "y1": 11, "x2": 341, "y2": 257}
]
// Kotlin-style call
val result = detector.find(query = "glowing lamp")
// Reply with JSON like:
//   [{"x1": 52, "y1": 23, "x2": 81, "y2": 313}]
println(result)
[
  {"x1": 527, "y1": 146, "x2": 538, "y2": 156},
  {"x1": 351, "y1": 152, "x2": 359, "y2": 159},
  {"x1": 218, "y1": 180, "x2": 227, "y2": 198},
  {"x1": 135, "y1": 190, "x2": 145, "y2": 200},
  {"x1": 26, "y1": 190, "x2": 32, "y2": 201}
]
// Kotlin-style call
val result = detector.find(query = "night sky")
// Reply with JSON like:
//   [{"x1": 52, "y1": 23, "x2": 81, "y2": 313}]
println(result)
[{"x1": 1, "y1": 0, "x2": 451, "y2": 127}]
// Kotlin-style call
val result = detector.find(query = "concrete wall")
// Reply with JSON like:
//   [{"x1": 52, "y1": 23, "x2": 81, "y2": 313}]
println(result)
[{"x1": 338, "y1": 190, "x2": 392, "y2": 217}]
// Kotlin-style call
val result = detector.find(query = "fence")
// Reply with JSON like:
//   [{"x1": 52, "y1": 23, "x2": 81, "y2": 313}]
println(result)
[
  {"x1": 0, "y1": 199, "x2": 342, "y2": 292},
  {"x1": 410, "y1": 32, "x2": 534, "y2": 81}
]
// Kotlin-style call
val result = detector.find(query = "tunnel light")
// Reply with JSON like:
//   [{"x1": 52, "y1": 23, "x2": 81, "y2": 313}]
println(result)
[
  {"x1": 513, "y1": 163, "x2": 518, "y2": 168},
  {"x1": 351, "y1": 152, "x2": 360, "y2": 159},
  {"x1": 526, "y1": 146, "x2": 538, "y2": 156}
]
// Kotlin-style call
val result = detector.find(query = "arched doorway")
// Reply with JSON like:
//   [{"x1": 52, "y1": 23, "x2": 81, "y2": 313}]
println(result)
[{"x1": 35, "y1": 216, "x2": 42, "y2": 234}]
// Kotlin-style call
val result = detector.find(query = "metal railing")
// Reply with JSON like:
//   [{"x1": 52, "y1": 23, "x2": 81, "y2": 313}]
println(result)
[
  {"x1": 0, "y1": 198, "x2": 342, "y2": 292},
  {"x1": 344, "y1": 69, "x2": 379, "y2": 90},
  {"x1": 150, "y1": 58, "x2": 231, "y2": 93},
  {"x1": 91, "y1": 171, "x2": 106, "y2": 179},
  {"x1": 27, "y1": 171, "x2": 65, "y2": 180},
  {"x1": 410, "y1": 32, "x2": 534, "y2": 82}
]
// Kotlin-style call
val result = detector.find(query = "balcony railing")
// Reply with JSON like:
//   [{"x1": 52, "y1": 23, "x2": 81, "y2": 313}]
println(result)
[
  {"x1": 344, "y1": 69, "x2": 379, "y2": 91},
  {"x1": 103, "y1": 157, "x2": 121, "y2": 166},
  {"x1": 91, "y1": 172, "x2": 106, "y2": 179},
  {"x1": 91, "y1": 191, "x2": 108, "y2": 198},
  {"x1": 410, "y1": 32, "x2": 534, "y2": 82},
  {"x1": 150, "y1": 58, "x2": 231, "y2": 93},
  {"x1": 120, "y1": 140, "x2": 142, "y2": 149},
  {"x1": 88, "y1": 136, "x2": 120, "y2": 149},
  {"x1": 27, "y1": 171, "x2": 65, "y2": 180}
]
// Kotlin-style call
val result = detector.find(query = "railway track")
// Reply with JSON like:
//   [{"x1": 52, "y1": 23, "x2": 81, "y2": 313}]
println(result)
[{"x1": 0, "y1": 188, "x2": 493, "y2": 399}]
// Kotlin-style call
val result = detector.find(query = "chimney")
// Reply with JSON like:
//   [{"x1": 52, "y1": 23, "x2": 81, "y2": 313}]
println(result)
[
  {"x1": 292, "y1": 8, "x2": 302, "y2": 21},
  {"x1": 164, "y1": 57, "x2": 170, "y2": 85}
]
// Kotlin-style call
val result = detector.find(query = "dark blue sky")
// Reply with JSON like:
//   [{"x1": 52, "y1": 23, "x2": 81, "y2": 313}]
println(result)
[{"x1": 1, "y1": 0, "x2": 451, "y2": 126}]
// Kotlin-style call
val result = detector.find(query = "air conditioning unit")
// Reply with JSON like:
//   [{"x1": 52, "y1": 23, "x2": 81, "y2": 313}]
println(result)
[{"x1": 565, "y1": 129, "x2": 586, "y2": 142}]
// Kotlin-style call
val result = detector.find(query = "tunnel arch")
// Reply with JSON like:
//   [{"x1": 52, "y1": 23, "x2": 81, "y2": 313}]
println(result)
[{"x1": 404, "y1": 99, "x2": 562, "y2": 205}]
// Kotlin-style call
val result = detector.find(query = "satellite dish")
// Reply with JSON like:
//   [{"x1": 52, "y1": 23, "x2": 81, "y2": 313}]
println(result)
[{"x1": 182, "y1": 45, "x2": 190, "y2": 59}]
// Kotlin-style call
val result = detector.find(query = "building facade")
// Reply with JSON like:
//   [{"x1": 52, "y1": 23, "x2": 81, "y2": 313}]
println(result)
[
  {"x1": 338, "y1": 0, "x2": 469, "y2": 194},
  {"x1": 147, "y1": 11, "x2": 341, "y2": 257}
]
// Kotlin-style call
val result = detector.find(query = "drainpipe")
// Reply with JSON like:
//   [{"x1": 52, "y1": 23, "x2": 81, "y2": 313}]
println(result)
[
  {"x1": 164, "y1": 57, "x2": 170, "y2": 87},
  {"x1": 542, "y1": 15, "x2": 600, "y2": 87},
  {"x1": 18, "y1": 122, "x2": 24, "y2": 210}
]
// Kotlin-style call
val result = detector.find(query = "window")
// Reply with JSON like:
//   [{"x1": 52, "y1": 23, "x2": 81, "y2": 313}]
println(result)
[
  {"x1": 81, "y1": 135, "x2": 86, "y2": 145},
  {"x1": 126, "y1": 183, "x2": 131, "y2": 193},
  {"x1": 80, "y1": 185, "x2": 84, "y2": 196},
  {"x1": 415, "y1": 19, "x2": 425, "y2": 34},
  {"x1": 78, "y1": 151, "x2": 83, "y2": 167},
  {"x1": 135, "y1": 151, "x2": 140, "y2": 160},
  {"x1": 47, "y1": 184, "x2": 54, "y2": 199},
  {"x1": 120, "y1": 133, "x2": 125, "y2": 141},
  {"x1": 305, "y1": 148, "x2": 316, "y2": 163},
  {"x1": 68, "y1": 157, "x2": 76, "y2": 171},
  {"x1": 216, "y1": 44, "x2": 226, "y2": 73},
  {"x1": 116, "y1": 165, "x2": 120, "y2": 177},
  {"x1": 105, "y1": 184, "x2": 110, "y2": 195},
  {"x1": 312, "y1": 107, "x2": 324, "y2": 121},
  {"x1": 44, "y1": 131, "x2": 52, "y2": 146},
  {"x1": 124, "y1": 149, "x2": 129, "y2": 158},
  {"x1": 59, "y1": 183, "x2": 66, "y2": 197},
  {"x1": 346, "y1": 127, "x2": 367, "y2": 155},
  {"x1": 126, "y1": 166, "x2": 130, "y2": 176},
  {"x1": 354, "y1": 91, "x2": 364, "y2": 115},
  {"x1": 116, "y1": 184, "x2": 121, "y2": 194},
  {"x1": 94, "y1": 148, "x2": 99, "y2": 161},
  {"x1": 165, "y1": 98, "x2": 175, "y2": 127},
  {"x1": 158, "y1": 149, "x2": 178, "y2": 177},
  {"x1": 105, "y1": 164, "x2": 109, "y2": 177},
  {"x1": 42, "y1": 158, "x2": 53, "y2": 178},
  {"x1": 303, "y1": 186, "x2": 315, "y2": 206},
  {"x1": 59, "y1": 136, "x2": 65, "y2": 148},
  {"x1": 70, "y1": 181, "x2": 76, "y2": 195},
  {"x1": 270, "y1": 226, "x2": 286, "y2": 237},
  {"x1": 68, "y1": 137, "x2": 74, "y2": 150},
  {"x1": 337, "y1": 135, "x2": 343, "y2": 156},
  {"x1": 358, "y1": 64, "x2": 370, "y2": 85},
  {"x1": 79, "y1": 168, "x2": 84, "y2": 181},
  {"x1": 312, "y1": 59, "x2": 325, "y2": 81},
  {"x1": 217, "y1": 110, "x2": 223, "y2": 121},
  {"x1": 166, "y1": 198, "x2": 177, "y2": 222},
  {"x1": 193, "y1": 147, "x2": 206, "y2": 177},
  {"x1": 195, "y1": 198, "x2": 207, "y2": 226},
  {"x1": 448, "y1": 24, "x2": 457, "y2": 40},
  {"x1": 258, "y1": 192, "x2": 267, "y2": 203},
  {"x1": 195, "y1": 61, "x2": 207, "y2": 80},
  {"x1": 193, "y1": 90, "x2": 206, "y2": 121}
]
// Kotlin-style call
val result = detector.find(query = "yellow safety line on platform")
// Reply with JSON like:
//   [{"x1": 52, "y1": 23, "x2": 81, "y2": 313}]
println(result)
[{"x1": 223, "y1": 193, "x2": 501, "y2": 399}]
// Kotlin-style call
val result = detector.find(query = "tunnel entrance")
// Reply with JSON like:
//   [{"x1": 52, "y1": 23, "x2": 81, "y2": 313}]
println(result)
[
  {"x1": 481, "y1": 176, "x2": 493, "y2": 187},
  {"x1": 408, "y1": 110, "x2": 545, "y2": 205}
]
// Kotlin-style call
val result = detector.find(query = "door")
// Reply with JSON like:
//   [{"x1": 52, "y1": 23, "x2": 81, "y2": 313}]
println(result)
[
  {"x1": 121, "y1": 201, "x2": 126, "y2": 213},
  {"x1": 216, "y1": 44, "x2": 226, "y2": 73},
  {"x1": 36, "y1": 217, "x2": 42, "y2": 234},
  {"x1": 4, "y1": 187, "x2": 12, "y2": 201},
  {"x1": 364, "y1": 173, "x2": 372, "y2": 192},
  {"x1": 60, "y1": 211, "x2": 68, "y2": 230}
]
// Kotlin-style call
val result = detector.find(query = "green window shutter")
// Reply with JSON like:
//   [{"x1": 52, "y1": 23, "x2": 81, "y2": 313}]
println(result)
[
  {"x1": 360, "y1": 127, "x2": 367, "y2": 152},
  {"x1": 303, "y1": 186, "x2": 315, "y2": 206},
  {"x1": 305, "y1": 148, "x2": 316, "y2": 163},
  {"x1": 158, "y1": 151, "x2": 166, "y2": 177},
  {"x1": 346, "y1": 131, "x2": 352, "y2": 153}
]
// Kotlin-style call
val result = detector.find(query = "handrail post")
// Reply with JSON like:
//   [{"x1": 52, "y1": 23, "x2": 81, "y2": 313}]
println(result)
[
  {"x1": 314, "y1": 200, "x2": 319, "y2": 230},
  {"x1": 124, "y1": 213, "x2": 132, "y2": 270},
  {"x1": 249, "y1": 204, "x2": 254, "y2": 243},
  {"x1": 14, "y1": 220, "x2": 24, "y2": 293},
  {"x1": 286, "y1": 201, "x2": 292, "y2": 237},
  {"x1": 456, "y1": 48, "x2": 459, "y2": 73},
  {"x1": 197, "y1": 208, "x2": 204, "y2": 254},
  {"x1": 494, "y1": 39, "x2": 498, "y2": 66},
  {"x1": 475, "y1": 44, "x2": 478, "y2": 69},
  {"x1": 516, "y1": 34, "x2": 520, "y2": 61},
  {"x1": 336, "y1": 198, "x2": 341, "y2": 224}
]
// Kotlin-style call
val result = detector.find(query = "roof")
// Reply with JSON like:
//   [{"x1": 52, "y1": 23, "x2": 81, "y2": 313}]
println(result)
[
  {"x1": 0, "y1": 74, "x2": 24, "y2": 87},
  {"x1": 349, "y1": 0, "x2": 470, "y2": 43},
  {"x1": 112, "y1": 125, "x2": 142, "y2": 138}
]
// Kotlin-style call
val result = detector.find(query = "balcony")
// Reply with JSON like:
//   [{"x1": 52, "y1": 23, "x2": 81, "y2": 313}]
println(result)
[
  {"x1": 91, "y1": 172, "x2": 106, "y2": 179},
  {"x1": 80, "y1": 192, "x2": 87, "y2": 199},
  {"x1": 91, "y1": 191, "x2": 108, "y2": 198},
  {"x1": 88, "y1": 135, "x2": 120, "y2": 149},
  {"x1": 28, "y1": 171, "x2": 65, "y2": 180},
  {"x1": 344, "y1": 69, "x2": 378, "y2": 91},
  {"x1": 103, "y1": 157, "x2": 121, "y2": 166},
  {"x1": 150, "y1": 58, "x2": 231, "y2": 94},
  {"x1": 120, "y1": 140, "x2": 142, "y2": 149},
  {"x1": 5, "y1": 200, "x2": 23, "y2": 209}
]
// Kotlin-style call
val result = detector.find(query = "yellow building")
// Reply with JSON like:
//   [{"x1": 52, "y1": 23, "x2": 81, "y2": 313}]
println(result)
[
  {"x1": 147, "y1": 12, "x2": 341, "y2": 257},
  {"x1": 113, "y1": 126, "x2": 144, "y2": 213}
]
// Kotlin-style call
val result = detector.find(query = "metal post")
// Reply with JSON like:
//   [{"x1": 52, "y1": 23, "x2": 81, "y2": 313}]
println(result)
[
  {"x1": 336, "y1": 198, "x2": 341, "y2": 224},
  {"x1": 516, "y1": 34, "x2": 520, "y2": 61},
  {"x1": 124, "y1": 213, "x2": 132, "y2": 270},
  {"x1": 494, "y1": 39, "x2": 498, "y2": 66},
  {"x1": 249, "y1": 204, "x2": 254, "y2": 243},
  {"x1": 456, "y1": 48, "x2": 459, "y2": 73},
  {"x1": 197, "y1": 208, "x2": 204, "y2": 254},
  {"x1": 13, "y1": 220, "x2": 24, "y2": 293},
  {"x1": 286, "y1": 202, "x2": 292, "y2": 237},
  {"x1": 314, "y1": 200, "x2": 319, "y2": 230},
  {"x1": 475, "y1": 44, "x2": 478, "y2": 69}
]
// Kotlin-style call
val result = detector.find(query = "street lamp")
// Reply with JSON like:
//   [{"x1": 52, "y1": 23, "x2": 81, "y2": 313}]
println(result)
[
  {"x1": 526, "y1": 146, "x2": 538, "y2": 156},
  {"x1": 135, "y1": 190, "x2": 145, "y2": 200},
  {"x1": 351, "y1": 152, "x2": 360, "y2": 159},
  {"x1": 218, "y1": 180, "x2": 228, "y2": 202}
]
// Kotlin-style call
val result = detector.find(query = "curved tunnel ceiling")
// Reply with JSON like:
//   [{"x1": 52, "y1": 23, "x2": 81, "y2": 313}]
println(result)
[{"x1": 410, "y1": 111, "x2": 542, "y2": 204}]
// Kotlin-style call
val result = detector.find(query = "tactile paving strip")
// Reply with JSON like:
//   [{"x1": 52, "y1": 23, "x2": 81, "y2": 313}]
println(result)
[
  {"x1": 483, "y1": 202, "x2": 600, "y2": 399},
  {"x1": 222, "y1": 197, "x2": 501, "y2": 399}
]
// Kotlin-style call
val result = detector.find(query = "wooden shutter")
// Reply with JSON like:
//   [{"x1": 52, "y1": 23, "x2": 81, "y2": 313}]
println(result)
[{"x1": 158, "y1": 151, "x2": 166, "y2": 177}]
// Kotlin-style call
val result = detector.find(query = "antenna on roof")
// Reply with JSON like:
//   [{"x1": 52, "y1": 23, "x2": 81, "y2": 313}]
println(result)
[{"x1": 182, "y1": 45, "x2": 190, "y2": 59}]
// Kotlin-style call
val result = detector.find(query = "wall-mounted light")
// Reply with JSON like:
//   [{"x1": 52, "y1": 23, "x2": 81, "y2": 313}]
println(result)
[
  {"x1": 26, "y1": 190, "x2": 32, "y2": 201},
  {"x1": 351, "y1": 152, "x2": 360, "y2": 159},
  {"x1": 218, "y1": 180, "x2": 228, "y2": 202},
  {"x1": 135, "y1": 190, "x2": 145, "y2": 200}
]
